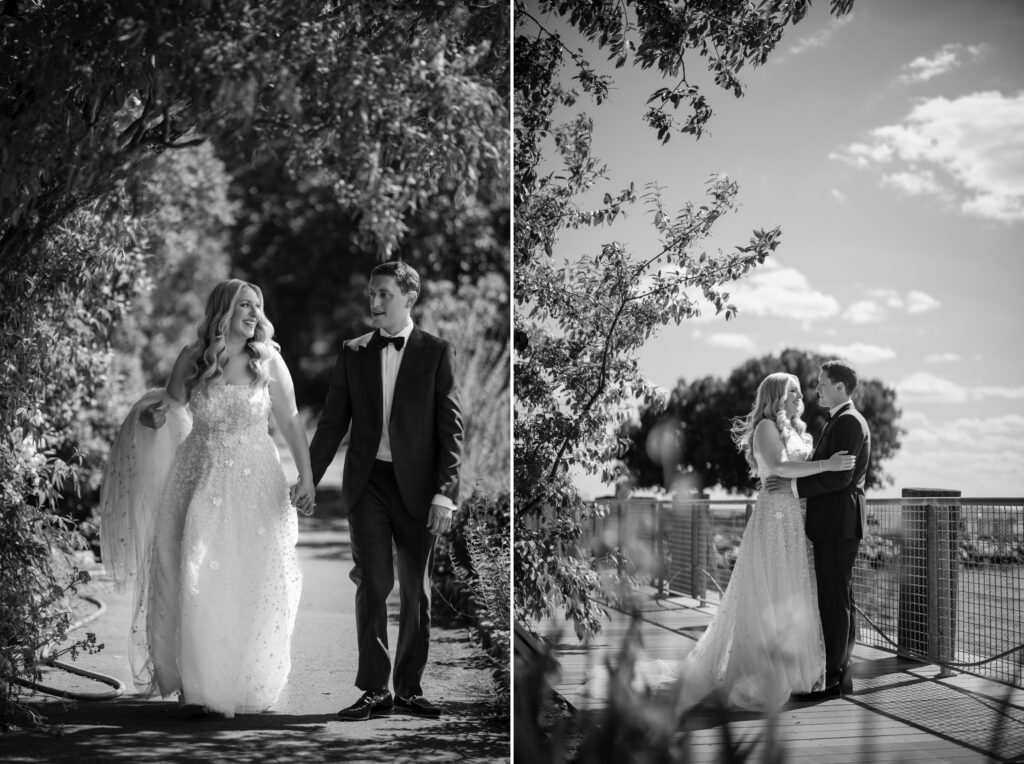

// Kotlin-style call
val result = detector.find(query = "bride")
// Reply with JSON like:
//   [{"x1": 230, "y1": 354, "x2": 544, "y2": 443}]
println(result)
[
  {"x1": 99, "y1": 279, "x2": 315, "y2": 717},
  {"x1": 677, "y1": 372, "x2": 854, "y2": 712}
]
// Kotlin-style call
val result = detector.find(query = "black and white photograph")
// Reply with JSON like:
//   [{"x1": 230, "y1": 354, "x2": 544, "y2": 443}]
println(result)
[
  {"x1": 1, "y1": 1, "x2": 510, "y2": 762},
  {"x1": 513, "y1": 0, "x2": 1024, "y2": 762}
]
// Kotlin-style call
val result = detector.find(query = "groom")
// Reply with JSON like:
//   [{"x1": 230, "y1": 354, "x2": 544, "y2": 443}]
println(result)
[
  {"x1": 763, "y1": 359, "x2": 870, "y2": 700},
  {"x1": 308, "y1": 260, "x2": 463, "y2": 721}
]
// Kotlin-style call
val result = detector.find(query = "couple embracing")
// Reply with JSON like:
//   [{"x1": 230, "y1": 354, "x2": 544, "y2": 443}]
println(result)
[
  {"x1": 100, "y1": 260, "x2": 463, "y2": 721},
  {"x1": 678, "y1": 360, "x2": 871, "y2": 711}
]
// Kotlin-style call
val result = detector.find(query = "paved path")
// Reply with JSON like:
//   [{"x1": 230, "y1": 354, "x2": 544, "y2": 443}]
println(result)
[{"x1": 5, "y1": 509, "x2": 508, "y2": 762}]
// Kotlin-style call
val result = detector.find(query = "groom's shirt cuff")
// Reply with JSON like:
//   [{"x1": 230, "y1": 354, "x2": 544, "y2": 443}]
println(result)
[
  {"x1": 431, "y1": 493, "x2": 456, "y2": 511},
  {"x1": 791, "y1": 478, "x2": 799, "y2": 499}
]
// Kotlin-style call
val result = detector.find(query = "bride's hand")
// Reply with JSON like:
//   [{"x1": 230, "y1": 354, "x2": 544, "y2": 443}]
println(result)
[
  {"x1": 291, "y1": 478, "x2": 315, "y2": 516},
  {"x1": 824, "y1": 450, "x2": 856, "y2": 472},
  {"x1": 139, "y1": 400, "x2": 170, "y2": 429}
]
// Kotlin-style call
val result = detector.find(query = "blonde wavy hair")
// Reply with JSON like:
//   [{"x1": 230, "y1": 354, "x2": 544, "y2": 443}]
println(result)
[
  {"x1": 730, "y1": 372, "x2": 811, "y2": 479},
  {"x1": 184, "y1": 279, "x2": 279, "y2": 398}
]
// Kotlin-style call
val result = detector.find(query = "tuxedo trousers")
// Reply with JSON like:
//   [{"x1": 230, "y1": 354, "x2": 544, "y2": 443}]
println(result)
[
  {"x1": 812, "y1": 538, "x2": 860, "y2": 689},
  {"x1": 347, "y1": 460, "x2": 434, "y2": 698}
]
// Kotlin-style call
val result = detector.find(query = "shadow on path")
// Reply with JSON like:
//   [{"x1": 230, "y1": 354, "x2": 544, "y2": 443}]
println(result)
[{"x1": 3, "y1": 698, "x2": 506, "y2": 763}]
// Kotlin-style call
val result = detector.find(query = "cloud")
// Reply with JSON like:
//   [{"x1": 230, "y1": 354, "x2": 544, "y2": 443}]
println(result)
[
  {"x1": 925, "y1": 352, "x2": 961, "y2": 363},
  {"x1": 832, "y1": 142, "x2": 894, "y2": 169},
  {"x1": 898, "y1": 372, "x2": 969, "y2": 402},
  {"x1": 818, "y1": 342, "x2": 896, "y2": 364},
  {"x1": 885, "y1": 412, "x2": 1024, "y2": 496},
  {"x1": 881, "y1": 169, "x2": 946, "y2": 197},
  {"x1": 975, "y1": 386, "x2": 1024, "y2": 400},
  {"x1": 898, "y1": 43, "x2": 988, "y2": 84},
  {"x1": 906, "y1": 290, "x2": 942, "y2": 314},
  {"x1": 830, "y1": 188, "x2": 847, "y2": 203},
  {"x1": 847, "y1": 300, "x2": 886, "y2": 323},
  {"x1": 724, "y1": 261, "x2": 840, "y2": 321},
  {"x1": 843, "y1": 288, "x2": 940, "y2": 322},
  {"x1": 704, "y1": 332, "x2": 756, "y2": 351},
  {"x1": 830, "y1": 91, "x2": 1024, "y2": 223},
  {"x1": 897, "y1": 372, "x2": 1024, "y2": 403},
  {"x1": 787, "y1": 13, "x2": 855, "y2": 56}
]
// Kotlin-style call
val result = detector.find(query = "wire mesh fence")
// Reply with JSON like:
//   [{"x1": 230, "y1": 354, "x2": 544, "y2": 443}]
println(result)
[
  {"x1": 589, "y1": 492, "x2": 1024, "y2": 688},
  {"x1": 856, "y1": 494, "x2": 1024, "y2": 687}
]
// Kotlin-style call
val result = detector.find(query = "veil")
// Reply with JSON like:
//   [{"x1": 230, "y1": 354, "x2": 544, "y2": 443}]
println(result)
[{"x1": 98, "y1": 389, "x2": 191, "y2": 690}]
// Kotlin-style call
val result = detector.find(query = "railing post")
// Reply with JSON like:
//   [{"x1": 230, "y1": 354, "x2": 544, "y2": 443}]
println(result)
[
  {"x1": 655, "y1": 499, "x2": 663, "y2": 593},
  {"x1": 694, "y1": 501, "x2": 710, "y2": 603},
  {"x1": 616, "y1": 501, "x2": 625, "y2": 579},
  {"x1": 668, "y1": 492, "x2": 706, "y2": 600},
  {"x1": 899, "y1": 488, "x2": 959, "y2": 675}
]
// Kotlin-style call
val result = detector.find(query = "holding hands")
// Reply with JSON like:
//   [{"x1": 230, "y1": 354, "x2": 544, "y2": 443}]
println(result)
[{"x1": 291, "y1": 478, "x2": 316, "y2": 516}]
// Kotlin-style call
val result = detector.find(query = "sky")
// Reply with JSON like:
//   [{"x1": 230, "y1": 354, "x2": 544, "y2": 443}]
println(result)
[{"x1": 526, "y1": 0, "x2": 1024, "y2": 498}]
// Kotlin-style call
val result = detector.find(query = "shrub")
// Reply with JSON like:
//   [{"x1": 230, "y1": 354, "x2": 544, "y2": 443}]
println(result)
[
  {"x1": 514, "y1": 615, "x2": 777, "y2": 764},
  {"x1": 433, "y1": 490, "x2": 511, "y2": 711},
  {"x1": 0, "y1": 196, "x2": 148, "y2": 726},
  {"x1": 417, "y1": 274, "x2": 510, "y2": 497}
]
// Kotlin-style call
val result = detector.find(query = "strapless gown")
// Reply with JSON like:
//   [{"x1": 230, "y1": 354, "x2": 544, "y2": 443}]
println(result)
[
  {"x1": 677, "y1": 430, "x2": 826, "y2": 711},
  {"x1": 105, "y1": 383, "x2": 302, "y2": 717}
]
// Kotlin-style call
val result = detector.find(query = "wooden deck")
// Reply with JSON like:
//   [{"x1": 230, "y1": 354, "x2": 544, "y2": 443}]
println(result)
[{"x1": 535, "y1": 593, "x2": 1024, "y2": 763}]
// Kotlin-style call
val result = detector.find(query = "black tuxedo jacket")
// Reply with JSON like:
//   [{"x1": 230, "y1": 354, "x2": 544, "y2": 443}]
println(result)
[
  {"x1": 795, "y1": 403, "x2": 870, "y2": 542},
  {"x1": 308, "y1": 326, "x2": 463, "y2": 520}
]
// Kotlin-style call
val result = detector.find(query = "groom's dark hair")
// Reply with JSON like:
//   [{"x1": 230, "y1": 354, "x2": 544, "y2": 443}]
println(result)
[
  {"x1": 822, "y1": 359, "x2": 858, "y2": 394},
  {"x1": 371, "y1": 260, "x2": 420, "y2": 300}
]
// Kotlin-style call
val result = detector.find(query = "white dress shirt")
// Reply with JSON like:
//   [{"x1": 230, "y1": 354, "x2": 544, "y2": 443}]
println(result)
[
  {"x1": 792, "y1": 400, "x2": 854, "y2": 498},
  {"x1": 374, "y1": 320, "x2": 455, "y2": 512}
]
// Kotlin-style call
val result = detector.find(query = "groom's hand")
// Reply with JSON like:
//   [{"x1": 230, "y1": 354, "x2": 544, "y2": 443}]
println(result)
[
  {"x1": 427, "y1": 503, "x2": 454, "y2": 535},
  {"x1": 761, "y1": 475, "x2": 791, "y2": 494}
]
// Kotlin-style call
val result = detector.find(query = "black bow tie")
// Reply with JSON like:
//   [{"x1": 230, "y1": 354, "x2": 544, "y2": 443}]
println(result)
[
  {"x1": 825, "y1": 404, "x2": 848, "y2": 422},
  {"x1": 374, "y1": 332, "x2": 405, "y2": 351}
]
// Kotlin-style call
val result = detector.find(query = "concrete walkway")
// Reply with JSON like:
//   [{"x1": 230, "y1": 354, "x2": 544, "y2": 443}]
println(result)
[{"x1": 4, "y1": 510, "x2": 509, "y2": 762}]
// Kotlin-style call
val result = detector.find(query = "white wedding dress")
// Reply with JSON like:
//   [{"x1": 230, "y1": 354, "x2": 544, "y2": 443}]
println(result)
[
  {"x1": 677, "y1": 428, "x2": 826, "y2": 711},
  {"x1": 100, "y1": 383, "x2": 302, "y2": 717}
]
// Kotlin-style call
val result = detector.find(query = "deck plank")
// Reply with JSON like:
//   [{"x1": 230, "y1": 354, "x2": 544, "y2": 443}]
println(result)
[{"x1": 533, "y1": 592, "x2": 1024, "y2": 763}]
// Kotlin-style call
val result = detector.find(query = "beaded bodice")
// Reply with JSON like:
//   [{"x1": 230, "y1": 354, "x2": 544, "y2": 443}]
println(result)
[{"x1": 188, "y1": 384, "x2": 271, "y2": 443}]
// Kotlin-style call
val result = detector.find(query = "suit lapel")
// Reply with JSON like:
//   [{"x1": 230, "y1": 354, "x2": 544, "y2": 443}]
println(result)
[
  {"x1": 392, "y1": 328, "x2": 424, "y2": 416},
  {"x1": 361, "y1": 335, "x2": 384, "y2": 428},
  {"x1": 813, "y1": 403, "x2": 851, "y2": 458}
]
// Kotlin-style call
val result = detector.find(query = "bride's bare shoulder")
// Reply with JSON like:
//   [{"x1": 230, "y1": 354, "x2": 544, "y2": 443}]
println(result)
[{"x1": 753, "y1": 419, "x2": 781, "y2": 438}]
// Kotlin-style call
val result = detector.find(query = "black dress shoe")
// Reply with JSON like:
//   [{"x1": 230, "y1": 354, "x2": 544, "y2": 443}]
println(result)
[
  {"x1": 394, "y1": 695, "x2": 441, "y2": 718},
  {"x1": 337, "y1": 690, "x2": 394, "y2": 721},
  {"x1": 790, "y1": 682, "x2": 842, "y2": 702},
  {"x1": 840, "y1": 663, "x2": 854, "y2": 694},
  {"x1": 165, "y1": 703, "x2": 209, "y2": 719}
]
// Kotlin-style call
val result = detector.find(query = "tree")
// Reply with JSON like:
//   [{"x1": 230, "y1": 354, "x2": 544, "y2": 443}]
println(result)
[
  {"x1": 514, "y1": 0, "x2": 855, "y2": 638},
  {"x1": 0, "y1": 0, "x2": 508, "y2": 723},
  {"x1": 133, "y1": 144, "x2": 235, "y2": 385},
  {"x1": 1, "y1": 0, "x2": 508, "y2": 265},
  {"x1": 620, "y1": 348, "x2": 904, "y2": 494}
]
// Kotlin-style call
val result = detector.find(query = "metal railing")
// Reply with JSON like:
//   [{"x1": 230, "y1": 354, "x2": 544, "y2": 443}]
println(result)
[{"x1": 589, "y1": 492, "x2": 1024, "y2": 688}]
